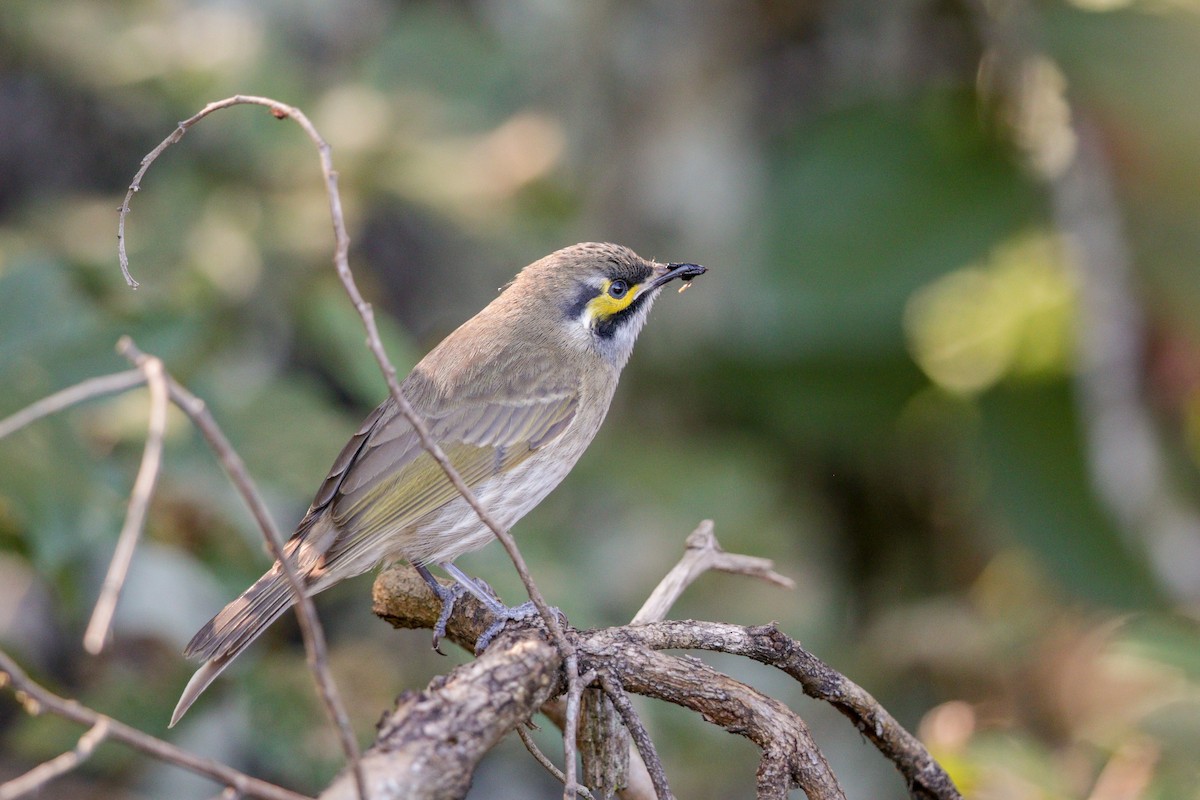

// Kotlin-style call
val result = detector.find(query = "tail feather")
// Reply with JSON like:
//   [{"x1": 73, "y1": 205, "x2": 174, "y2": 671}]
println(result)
[
  {"x1": 170, "y1": 569, "x2": 296, "y2": 727},
  {"x1": 172, "y1": 514, "x2": 354, "y2": 727}
]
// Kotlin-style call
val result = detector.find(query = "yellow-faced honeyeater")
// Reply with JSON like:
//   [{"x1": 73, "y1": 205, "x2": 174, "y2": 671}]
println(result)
[{"x1": 171, "y1": 242, "x2": 705, "y2": 726}]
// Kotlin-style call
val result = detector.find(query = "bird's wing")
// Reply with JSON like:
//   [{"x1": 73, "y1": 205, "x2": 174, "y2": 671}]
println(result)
[{"x1": 313, "y1": 387, "x2": 578, "y2": 566}]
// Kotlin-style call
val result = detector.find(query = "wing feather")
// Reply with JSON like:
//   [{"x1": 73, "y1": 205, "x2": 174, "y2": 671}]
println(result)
[{"x1": 317, "y1": 389, "x2": 578, "y2": 567}]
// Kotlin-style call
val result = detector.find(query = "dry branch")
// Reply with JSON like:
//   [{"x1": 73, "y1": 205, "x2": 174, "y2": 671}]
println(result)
[
  {"x1": 0, "y1": 719, "x2": 110, "y2": 800},
  {"x1": 593, "y1": 675, "x2": 670, "y2": 800},
  {"x1": 612, "y1": 622, "x2": 961, "y2": 800},
  {"x1": 369, "y1": 567, "x2": 853, "y2": 799},
  {"x1": 0, "y1": 369, "x2": 147, "y2": 440},
  {"x1": 368, "y1": 547, "x2": 963, "y2": 800},
  {"x1": 632, "y1": 519, "x2": 794, "y2": 624},
  {"x1": 83, "y1": 354, "x2": 168, "y2": 654}
]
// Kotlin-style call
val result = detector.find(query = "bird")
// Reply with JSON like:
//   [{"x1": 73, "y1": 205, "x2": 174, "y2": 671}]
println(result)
[{"x1": 170, "y1": 242, "x2": 705, "y2": 727}]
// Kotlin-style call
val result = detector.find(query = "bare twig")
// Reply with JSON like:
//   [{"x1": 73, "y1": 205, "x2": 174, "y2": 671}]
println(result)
[
  {"x1": 119, "y1": 95, "x2": 579, "y2": 797},
  {"x1": 0, "y1": 369, "x2": 147, "y2": 440},
  {"x1": 597, "y1": 674, "x2": 673, "y2": 800},
  {"x1": 632, "y1": 519, "x2": 794, "y2": 625},
  {"x1": 114, "y1": 337, "x2": 366, "y2": 800},
  {"x1": 562, "y1": 668, "x2": 598, "y2": 799},
  {"x1": 83, "y1": 354, "x2": 168, "y2": 654},
  {"x1": 515, "y1": 725, "x2": 596, "y2": 800},
  {"x1": 0, "y1": 719, "x2": 110, "y2": 800},
  {"x1": 0, "y1": 650, "x2": 312, "y2": 800}
]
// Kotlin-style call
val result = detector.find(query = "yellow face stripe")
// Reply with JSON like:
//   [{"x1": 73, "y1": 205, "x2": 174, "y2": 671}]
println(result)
[{"x1": 585, "y1": 278, "x2": 642, "y2": 321}]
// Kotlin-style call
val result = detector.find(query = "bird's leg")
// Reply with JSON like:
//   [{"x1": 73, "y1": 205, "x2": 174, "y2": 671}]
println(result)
[
  {"x1": 413, "y1": 562, "x2": 467, "y2": 655},
  {"x1": 439, "y1": 562, "x2": 507, "y2": 611},
  {"x1": 439, "y1": 562, "x2": 562, "y2": 655}
]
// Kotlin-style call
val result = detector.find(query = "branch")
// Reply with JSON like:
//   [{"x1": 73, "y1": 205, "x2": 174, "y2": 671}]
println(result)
[
  {"x1": 370, "y1": 566, "x2": 848, "y2": 800},
  {"x1": 0, "y1": 719, "x2": 109, "y2": 800},
  {"x1": 0, "y1": 650, "x2": 312, "y2": 800},
  {"x1": 578, "y1": 636, "x2": 844, "y2": 800},
  {"x1": 633, "y1": 519, "x2": 794, "y2": 624},
  {"x1": 83, "y1": 353, "x2": 168, "y2": 654},
  {"x1": 371, "y1": 551, "x2": 963, "y2": 799},
  {"x1": 520, "y1": 522, "x2": 801, "y2": 799},
  {"x1": 540, "y1": 695, "x2": 657, "y2": 800},
  {"x1": 0, "y1": 369, "x2": 146, "y2": 440},
  {"x1": 595, "y1": 674, "x2": 672, "y2": 800}
]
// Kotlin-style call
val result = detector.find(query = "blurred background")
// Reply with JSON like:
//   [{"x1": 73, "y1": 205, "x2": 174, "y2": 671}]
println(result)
[{"x1": 2, "y1": 0, "x2": 1200, "y2": 797}]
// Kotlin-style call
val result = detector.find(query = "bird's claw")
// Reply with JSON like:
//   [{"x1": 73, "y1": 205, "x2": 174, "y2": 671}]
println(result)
[
  {"x1": 429, "y1": 581, "x2": 468, "y2": 655},
  {"x1": 474, "y1": 601, "x2": 563, "y2": 655}
]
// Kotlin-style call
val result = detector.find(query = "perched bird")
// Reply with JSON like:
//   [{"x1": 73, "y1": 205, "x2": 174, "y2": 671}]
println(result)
[{"x1": 171, "y1": 242, "x2": 705, "y2": 726}]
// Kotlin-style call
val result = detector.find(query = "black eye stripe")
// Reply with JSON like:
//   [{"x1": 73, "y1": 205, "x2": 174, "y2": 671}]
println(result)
[{"x1": 594, "y1": 291, "x2": 650, "y2": 339}]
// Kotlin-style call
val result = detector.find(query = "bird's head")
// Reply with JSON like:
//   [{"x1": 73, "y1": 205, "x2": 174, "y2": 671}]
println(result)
[{"x1": 507, "y1": 242, "x2": 706, "y2": 370}]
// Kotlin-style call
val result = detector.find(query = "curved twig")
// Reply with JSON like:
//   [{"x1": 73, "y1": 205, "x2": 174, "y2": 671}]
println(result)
[
  {"x1": 83, "y1": 353, "x2": 168, "y2": 654},
  {"x1": 0, "y1": 369, "x2": 146, "y2": 440},
  {"x1": 616, "y1": 620, "x2": 962, "y2": 800},
  {"x1": 0, "y1": 719, "x2": 110, "y2": 800},
  {"x1": 515, "y1": 725, "x2": 596, "y2": 800}
]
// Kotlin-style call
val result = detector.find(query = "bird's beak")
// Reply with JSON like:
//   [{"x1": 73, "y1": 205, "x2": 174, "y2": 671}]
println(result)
[{"x1": 644, "y1": 262, "x2": 707, "y2": 294}]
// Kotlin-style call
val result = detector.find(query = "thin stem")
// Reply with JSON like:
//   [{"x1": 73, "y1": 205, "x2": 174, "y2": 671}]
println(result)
[
  {"x1": 515, "y1": 725, "x2": 596, "y2": 800},
  {"x1": 632, "y1": 520, "x2": 793, "y2": 625},
  {"x1": 0, "y1": 719, "x2": 110, "y2": 800},
  {"x1": 597, "y1": 675, "x2": 674, "y2": 800},
  {"x1": 0, "y1": 369, "x2": 146, "y2": 440},
  {"x1": 84, "y1": 355, "x2": 168, "y2": 654}
]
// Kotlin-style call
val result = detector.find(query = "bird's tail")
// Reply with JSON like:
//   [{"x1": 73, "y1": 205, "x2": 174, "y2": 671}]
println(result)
[{"x1": 169, "y1": 565, "x2": 297, "y2": 727}]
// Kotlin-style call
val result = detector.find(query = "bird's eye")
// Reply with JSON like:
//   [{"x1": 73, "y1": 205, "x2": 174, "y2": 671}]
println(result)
[{"x1": 608, "y1": 280, "x2": 629, "y2": 299}]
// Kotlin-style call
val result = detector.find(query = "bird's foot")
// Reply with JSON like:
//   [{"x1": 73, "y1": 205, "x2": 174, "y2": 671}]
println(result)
[
  {"x1": 475, "y1": 601, "x2": 564, "y2": 655},
  {"x1": 414, "y1": 562, "x2": 469, "y2": 655}
]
